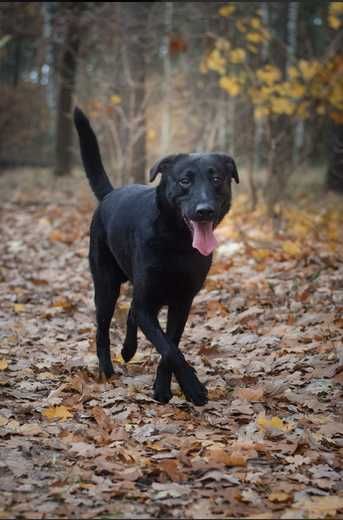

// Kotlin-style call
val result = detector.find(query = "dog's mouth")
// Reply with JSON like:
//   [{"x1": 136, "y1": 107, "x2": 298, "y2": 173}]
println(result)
[{"x1": 184, "y1": 218, "x2": 218, "y2": 256}]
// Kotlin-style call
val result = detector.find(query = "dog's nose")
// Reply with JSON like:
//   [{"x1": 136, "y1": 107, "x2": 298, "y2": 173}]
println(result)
[{"x1": 195, "y1": 204, "x2": 215, "y2": 220}]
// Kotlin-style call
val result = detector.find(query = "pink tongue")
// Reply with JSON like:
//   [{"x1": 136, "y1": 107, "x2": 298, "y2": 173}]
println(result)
[{"x1": 190, "y1": 221, "x2": 218, "y2": 256}]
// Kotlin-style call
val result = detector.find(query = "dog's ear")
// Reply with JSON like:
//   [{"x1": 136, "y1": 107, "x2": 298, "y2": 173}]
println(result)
[
  {"x1": 214, "y1": 153, "x2": 239, "y2": 184},
  {"x1": 149, "y1": 154, "x2": 187, "y2": 182}
]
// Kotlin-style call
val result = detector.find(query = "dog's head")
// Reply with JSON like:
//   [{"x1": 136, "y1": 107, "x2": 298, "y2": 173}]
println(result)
[{"x1": 149, "y1": 153, "x2": 239, "y2": 256}]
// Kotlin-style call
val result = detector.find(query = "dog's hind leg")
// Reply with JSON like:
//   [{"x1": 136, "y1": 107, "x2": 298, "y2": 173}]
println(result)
[
  {"x1": 121, "y1": 304, "x2": 138, "y2": 362},
  {"x1": 89, "y1": 218, "x2": 127, "y2": 379}
]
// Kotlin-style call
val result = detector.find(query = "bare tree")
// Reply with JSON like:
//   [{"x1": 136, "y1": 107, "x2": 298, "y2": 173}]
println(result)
[{"x1": 54, "y1": 3, "x2": 82, "y2": 177}]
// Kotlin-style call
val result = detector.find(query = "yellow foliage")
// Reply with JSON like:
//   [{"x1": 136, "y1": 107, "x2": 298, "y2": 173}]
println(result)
[
  {"x1": 248, "y1": 44, "x2": 258, "y2": 54},
  {"x1": 296, "y1": 101, "x2": 310, "y2": 119},
  {"x1": 215, "y1": 38, "x2": 230, "y2": 51},
  {"x1": 257, "y1": 65, "x2": 281, "y2": 85},
  {"x1": 250, "y1": 17, "x2": 262, "y2": 29},
  {"x1": 282, "y1": 241, "x2": 301, "y2": 256},
  {"x1": 229, "y1": 48, "x2": 246, "y2": 64},
  {"x1": 288, "y1": 66, "x2": 299, "y2": 80},
  {"x1": 110, "y1": 95, "x2": 121, "y2": 105},
  {"x1": 299, "y1": 59, "x2": 320, "y2": 80},
  {"x1": 330, "y1": 2, "x2": 343, "y2": 14},
  {"x1": 254, "y1": 106, "x2": 269, "y2": 119},
  {"x1": 207, "y1": 49, "x2": 226, "y2": 75},
  {"x1": 271, "y1": 97, "x2": 294, "y2": 115},
  {"x1": 246, "y1": 31, "x2": 264, "y2": 44},
  {"x1": 235, "y1": 20, "x2": 247, "y2": 33},
  {"x1": 328, "y1": 15, "x2": 341, "y2": 30},
  {"x1": 329, "y1": 82, "x2": 343, "y2": 110},
  {"x1": 284, "y1": 82, "x2": 305, "y2": 98},
  {"x1": 219, "y1": 76, "x2": 241, "y2": 96},
  {"x1": 218, "y1": 4, "x2": 236, "y2": 17}
]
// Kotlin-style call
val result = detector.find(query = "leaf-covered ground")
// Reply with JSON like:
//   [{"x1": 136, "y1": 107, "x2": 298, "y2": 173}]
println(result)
[{"x1": 0, "y1": 170, "x2": 342, "y2": 519}]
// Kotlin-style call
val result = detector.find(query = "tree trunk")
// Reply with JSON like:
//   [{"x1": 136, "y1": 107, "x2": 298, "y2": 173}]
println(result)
[
  {"x1": 121, "y1": 2, "x2": 149, "y2": 184},
  {"x1": 327, "y1": 122, "x2": 343, "y2": 193},
  {"x1": 160, "y1": 1, "x2": 173, "y2": 155},
  {"x1": 54, "y1": 17, "x2": 80, "y2": 177}
]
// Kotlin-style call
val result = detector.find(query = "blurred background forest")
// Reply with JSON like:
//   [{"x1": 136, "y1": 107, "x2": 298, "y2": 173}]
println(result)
[{"x1": 0, "y1": 1, "x2": 342, "y2": 207}]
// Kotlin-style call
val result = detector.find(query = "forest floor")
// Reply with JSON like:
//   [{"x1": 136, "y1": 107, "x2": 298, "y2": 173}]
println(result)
[{"x1": 0, "y1": 169, "x2": 342, "y2": 519}]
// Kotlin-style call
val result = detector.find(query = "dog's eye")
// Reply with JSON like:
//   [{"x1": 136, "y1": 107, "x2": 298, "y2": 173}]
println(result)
[{"x1": 179, "y1": 178, "x2": 191, "y2": 188}]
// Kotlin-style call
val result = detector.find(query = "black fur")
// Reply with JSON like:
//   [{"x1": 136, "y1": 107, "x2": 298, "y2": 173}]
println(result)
[{"x1": 74, "y1": 107, "x2": 238, "y2": 406}]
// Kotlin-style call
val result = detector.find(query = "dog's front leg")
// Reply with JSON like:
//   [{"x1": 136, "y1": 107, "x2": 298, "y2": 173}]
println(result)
[
  {"x1": 134, "y1": 302, "x2": 208, "y2": 406},
  {"x1": 154, "y1": 300, "x2": 196, "y2": 403}
]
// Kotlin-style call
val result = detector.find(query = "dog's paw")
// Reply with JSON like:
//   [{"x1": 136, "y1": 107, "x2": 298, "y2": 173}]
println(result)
[
  {"x1": 99, "y1": 363, "x2": 115, "y2": 381},
  {"x1": 173, "y1": 365, "x2": 208, "y2": 406},
  {"x1": 121, "y1": 342, "x2": 137, "y2": 363},
  {"x1": 153, "y1": 385, "x2": 173, "y2": 404}
]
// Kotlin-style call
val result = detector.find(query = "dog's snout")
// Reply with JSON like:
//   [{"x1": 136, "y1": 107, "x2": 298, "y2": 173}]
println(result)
[{"x1": 195, "y1": 204, "x2": 215, "y2": 220}]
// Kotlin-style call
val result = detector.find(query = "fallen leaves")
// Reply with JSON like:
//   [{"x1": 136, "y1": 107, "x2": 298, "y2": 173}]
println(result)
[
  {"x1": 42, "y1": 405, "x2": 73, "y2": 421},
  {"x1": 0, "y1": 175, "x2": 342, "y2": 518},
  {"x1": 256, "y1": 414, "x2": 294, "y2": 432},
  {"x1": 0, "y1": 359, "x2": 8, "y2": 371}
]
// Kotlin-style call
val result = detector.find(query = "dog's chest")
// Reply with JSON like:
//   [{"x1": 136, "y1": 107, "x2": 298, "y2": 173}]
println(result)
[{"x1": 147, "y1": 251, "x2": 211, "y2": 301}]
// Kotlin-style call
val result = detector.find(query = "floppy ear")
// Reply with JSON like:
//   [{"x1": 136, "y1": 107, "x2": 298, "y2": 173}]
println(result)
[
  {"x1": 214, "y1": 153, "x2": 239, "y2": 184},
  {"x1": 149, "y1": 154, "x2": 187, "y2": 182}
]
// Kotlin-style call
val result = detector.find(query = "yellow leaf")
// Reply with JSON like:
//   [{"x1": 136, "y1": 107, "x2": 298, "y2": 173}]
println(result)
[
  {"x1": 257, "y1": 414, "x2": 293, "y2": 432},
  {"x1": 207, "y1": 49, "x2": 226, "y2": 75},
  {"x1": 229, "y1": 48, "x2": 246, "y2": 64},
  {"x1": 299, "y1": 59, "x2": 319, "y2": 80},
  {"x1": 235, "y1": 19, "x2": 247, "y2": 33},
  {"x1": 257, "y1": 65, "x2": 281, "y2": 85},
  {"x1": 250, "y1": 17, "x2": 262, "y2": 29},
  {"x1": 218, "y1": 4, "x2": 236, "y2": 17},
  {"x1": 254, "y1": 106, "x2": 269, "y2": 119},
  {"x1": 0, "y1": 359, "x2": 8, "y2": 371},
  {"x1": 246, "y1": 32, "x2": 264, "y2": 44},
  {"x1": 147, "y1": 128, "x2": 157, "y2": 142},
  {"x1": 282, "y1": 241, "x2": 301, "y2": 256},
  {"x1": 330, "y1": 2, "x2": 343, "y2": 14},
  {"x1": 14, "y1": 303, "x2": 25, "y2": 313},
  {"x1": 219, "y1": 76, "x2": 241, "y2": 96},
  {"x1": 268, "y1": 492, "x2": 290, "y2": 502},
  {"x1": 288, "y1": 66, "x2": 299, "y2": 80},
  {"x1": 42, "y1": 405, "x2": 73, "y2": 422},
  {"x1": 297, "y1": 101, "x2": 310, "y2": 119},
  {"x1": 271, "y1": 97, "x2": 294, "y2": 115},
  {"x1": 288, "y1": 82, "x2": 306, "y2": 98},
  {"x1": 328, "y1": 14, "x2": 341, "y2": 30},
  {"x1": 110, "y1": 95, "x2": 121, "y2": 105},
  {"x1": 215, "y1": 38, "x2": 230, "y2": 51}
]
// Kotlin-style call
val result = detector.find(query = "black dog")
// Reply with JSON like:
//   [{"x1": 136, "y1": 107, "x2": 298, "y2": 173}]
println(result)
[{"x1": 74, "y1": 107, "x2": 239, "y2": 406}]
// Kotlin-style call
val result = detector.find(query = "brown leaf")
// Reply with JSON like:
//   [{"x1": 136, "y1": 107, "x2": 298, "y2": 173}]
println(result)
[
  {"x1": 159, "y1": 459, "x2": 186, "y2": 482},
  {"x1": 235, "y1": 386, "x2": 264, "y2": 401}
]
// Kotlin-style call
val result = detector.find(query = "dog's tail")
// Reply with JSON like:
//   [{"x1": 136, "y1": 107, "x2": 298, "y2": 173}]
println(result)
[{"x1": 74, "y1": 107, "x2": 113, "y2": 201}]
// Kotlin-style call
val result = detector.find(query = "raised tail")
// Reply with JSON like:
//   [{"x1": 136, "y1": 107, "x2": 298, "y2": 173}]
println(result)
[{"x1": 74, "y1": 107, "x2": 113, "y2": 201}]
